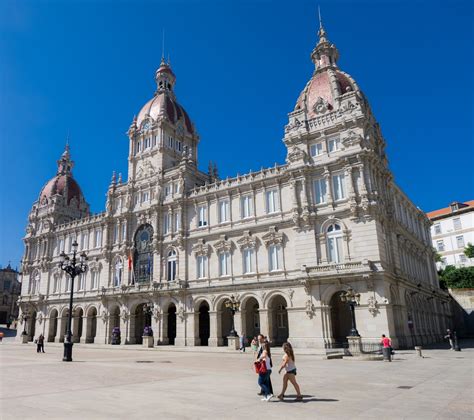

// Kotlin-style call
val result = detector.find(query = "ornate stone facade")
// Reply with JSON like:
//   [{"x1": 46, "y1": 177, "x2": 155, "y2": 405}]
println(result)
[{"x1": 18, "y1": 21, "x2": 452, "y2": 349}]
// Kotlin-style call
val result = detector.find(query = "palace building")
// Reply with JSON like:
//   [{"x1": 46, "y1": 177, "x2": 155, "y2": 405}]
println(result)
[{"x1": 18, "y1": 20, "x2": 452, "y2": 349}]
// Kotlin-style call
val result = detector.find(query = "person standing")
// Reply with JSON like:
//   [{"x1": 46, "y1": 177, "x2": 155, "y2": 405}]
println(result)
[
  {"x1": 239, "y1": 334, "x2": 246, "y2": 352},
  {"x1": 277, "y1": 342, "x2": 303, "y2": 401},
  {"x1": 37, "y1": 334, "x2": 45, "y2": 353},
  {"x1": 251, "y1": 337, "x2": 258, "y2": 356},
  {"x1": 444, "y1": 329, "x2": 455, "y2": 350},
  {"x1": 381, "y1": 334, "x2": 392, "y2": 361},
  {"x1": 257, "y1": 341, "x2": 273, "y2": 401}
]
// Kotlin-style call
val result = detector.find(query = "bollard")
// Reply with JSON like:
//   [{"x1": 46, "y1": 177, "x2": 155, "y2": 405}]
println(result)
[{"x1": 414, "y1": 346, "x2": 423, "y2": 358}]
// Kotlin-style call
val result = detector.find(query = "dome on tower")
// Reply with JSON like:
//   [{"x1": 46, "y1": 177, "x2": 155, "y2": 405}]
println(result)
[
  {"x1": 135, "y1": 58, "x2": 195, "y2": 135},
  {"x1": 293, "y1": 19, "x2": 361, "y2": 119},
  {"x1": 38, "y1": 145, "x2": 86, "y2": 209}
]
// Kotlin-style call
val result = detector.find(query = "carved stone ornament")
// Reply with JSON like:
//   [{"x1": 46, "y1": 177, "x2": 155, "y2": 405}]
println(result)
[
  {"x1": 262, "y1": 226, "x2": 284, "y2": 247},
  {"x1": 121, "y1": 306, "x2": 130, "y2": 322},
  {"x1": 287, "y1": 289, "x2": 295, "y2": 304},
  {"x1": 300, "y1": 279, "x2": 311, "y2": 295},
  {"x1": 136, "y1": 160, "x2": 156, "y2": 180},
  {"x1": 341, "y1": 130, "x2": 362, "y2": 147},
  {"x1": 305, "y1": 300, "x2": 316, "y2": 319},
  {"x1": 214, "y1": 235, "x2": 232, "y2": 253},
  {"x1": 286, "y1": 147, "x2": 308, "y2": 165},
  {"x1": 101, "y1": 310, "x2": 109, "y2": 324},
  {"x1": 367, "y1": 296, "x2": 379, "y2": 317},
  {"x1": 152, "y1": 305, "x2": 161, "y2": 322},
  {"x1": 192, "y1": 239, "x2": 210, "y2": 256},
  {"x1": 237, "y1": 231, "x2": 257, "y2": 250},
  {"x1": 285, "y1": 117, "x2": 303, "y2": 132},
  {"x1": 312, "y1": 96, "x2": 331, "y2": 114},
  {"x1": 177, "y1": 306, "x2": 186, "y2": 322},
  {"x1": 37, "y1": 312, "x2": 44, "y2": 324}
]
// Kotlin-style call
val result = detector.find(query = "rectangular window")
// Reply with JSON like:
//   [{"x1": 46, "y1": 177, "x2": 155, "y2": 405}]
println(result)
[
  {"x1": 266, "y1": 189, "x2": 280, "y2": 214},
  {"x1": 113, "y1": 225, "x2": 119, "y2": 244},
  {"x1": 219, "y1": 252, "x2": 230, "y2": 276},
  {"x1": 198, "y1": 206, "x2": 208, "y2": 227},
  {"x1": 328, "y1": 236, "x2": 344, "y2": 263},
  {"x1": 453, "y1": 218, "x2": 462, "y2": 230},
  {"x1": 90, "y1": 271, "x2": 97, "y2": 290},
  {"x1": 174, "y1": 212, "x2": 181, "y2": 232},
  {"x1": 313, "y1": 178, "x2": 327, "y2": 204},
  {"x1": 197, "y1": 255, "x2": 207, "y2": 279},
  {"x1": 164, "y1": 184, "x2": 171, "y2": 197},
  {"x1": 310, "y1": 142, "x2": 323, "y2": 157},
  {"x1": 328, "y1": 136, "x2": 340, "y2": 152},
  {"x1": 152, "y1": 135, "x2": 157, "y2": 147},
  {"x1": 121, "y1": 224, "x2": 126, "y2": 242},
  {"x1": 95, "y1": 230, "x2": 102, "y2": 248},
  {"x1": 434, "y1": 223, "x2": 441, "y2": 235},
  {"x1": 168, "y1": 136, "x2": 173, "y2": 148},
  {"x1": 456, "y1": 235, "x2": 465, "y2": 248},
  {"x1": 58, "y1": 238, "x2": 65, "y2": 254},
  {"x1": 219, "y1": 199, "x2": 230, "y2": 223},
  {"x1": 459, "y1": 254, "x2": 467, "y2": 263},
  {"x1": 437, "y1": 240, "x2": 445, "y2": 252},
  {"x1": 134, "y1": 195, "x2": 139, "y2": 205},
  {"x1": 176, "y1": 141, "x2": 182, "y2": 152},
  {"x1": 268, "y1": 244, "x2": 282, "y2": 271},
  {"x1": 241, "y1": 195, "x2": 253, "y2": 219},
  {"x1": 243, "y1": 248, "x2": 255, "y2": 274},
  {"x1": 163, "y1": 213, "x2": 171, "y2": 234},
  {"x1": 332, "y1": 173, "x2": 346, "y2": 201},
  {"x1": 174, "y1": 183, "x2": 180, "y2": 194},
  {"x1": 78, "y1": 274, "x2": 85, "y2": 291}
]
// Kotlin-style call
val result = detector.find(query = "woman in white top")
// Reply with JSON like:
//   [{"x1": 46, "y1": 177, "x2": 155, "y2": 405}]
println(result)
[{"x1": 277, "y1": 342, "x2": 302, "y2": 401}]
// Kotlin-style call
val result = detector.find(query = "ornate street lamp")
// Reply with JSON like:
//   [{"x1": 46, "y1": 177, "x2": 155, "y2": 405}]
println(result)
[
  {"x1": 59, "y1": 241, "x2": 87, "y2": 362},
  {"x1": 340, "y1": 288, "x2": 361, "y2": 337},
  {"x1": 21, "y1": 308, "x2": 30, "y2": 336},
  {"x1": 224, "y1": 295, "x2": 240, "y2": 337}
]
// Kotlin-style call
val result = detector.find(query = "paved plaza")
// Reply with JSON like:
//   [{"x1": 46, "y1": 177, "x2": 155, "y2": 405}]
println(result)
[{"x1": 0, "y1": 338, "x2": 473, "y2": 420}]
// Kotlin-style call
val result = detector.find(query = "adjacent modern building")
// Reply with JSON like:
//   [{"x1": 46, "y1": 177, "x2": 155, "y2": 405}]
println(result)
[
  {"x1": 427, "y1": 200, "x2": 474, "y2": 269},
  {"x1": 17, "y1": 19, "x2": 452, "y2": 349},
  {"x1": 0, "y1": 264, "x2": 21, "y2": 324}
]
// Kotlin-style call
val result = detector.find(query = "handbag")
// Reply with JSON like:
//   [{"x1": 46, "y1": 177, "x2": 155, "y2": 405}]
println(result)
[{"x1": 254, "y1": 360, "x2": 267, "y2": 374}]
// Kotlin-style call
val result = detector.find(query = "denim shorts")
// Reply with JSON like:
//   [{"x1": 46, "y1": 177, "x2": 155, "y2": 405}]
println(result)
[{"x1": 286, "y1": 368, "x2": 297, "y2": 375}]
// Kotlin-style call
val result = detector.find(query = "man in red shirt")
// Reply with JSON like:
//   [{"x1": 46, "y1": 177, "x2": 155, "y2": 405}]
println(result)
[{"x1": 381, "y1": 334, "x2": 392, "y2": 362}]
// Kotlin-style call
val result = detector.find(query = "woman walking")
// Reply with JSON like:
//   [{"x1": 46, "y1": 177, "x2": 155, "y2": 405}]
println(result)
[
  {"x1": 277, "y1": 342, "x2": 303, "y2": 401},
  {"x1": 257, "y1": 341, "x2": 273, "y2": 401}
]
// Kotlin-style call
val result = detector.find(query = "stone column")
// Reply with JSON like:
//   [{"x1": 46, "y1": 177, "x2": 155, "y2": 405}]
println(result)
[
  {"x1": 208, "y1": 311, "x2": 220, "y2": 347},
  {"x1": 175, "y1": 311, "x2": 186, "y2": 346},
  {"x1": 160, "y1": 312, "x2": 168, "y2": 345},
  {"x1": 120, "y1": 314, "x2": 130, "y2": 345},
  {"x1": 258, "y1": 309, "x2": 270, "y2": 338},
  {"x1": 95, "y1": 313, "x2": 108, "y2": 345},
  {"x1": 151, "y1": 313, "x2": 161, "y2": 346},
  {"x1": 237, "y1": 309, "x2": 246, "y2": 338}
]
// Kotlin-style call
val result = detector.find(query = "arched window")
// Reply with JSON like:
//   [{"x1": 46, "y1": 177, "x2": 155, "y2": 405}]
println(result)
[
  {"x1": 327, "y1": 223, "x2": 344, "y2": 263},
  {"x1": 114, "y1": 259, "x2": 123, "y2": 287},
  {"x1": 167, "y1": 250, "x2": 177, "y2": 281},
  {"x1": 53, "y1": 274, "x2": 59, "y2": 293},
  {"x1": 134, "y1": 224, "x2": 154, "y2": 283}
]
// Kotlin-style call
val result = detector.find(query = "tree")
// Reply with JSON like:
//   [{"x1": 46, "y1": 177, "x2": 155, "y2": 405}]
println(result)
[
  {"x1": 464, "y1": 243, "x2": 474, "y2": 259},
  {"x1": 433, "y1": 250, "x2": 443, "y2": 263},
  {"x1": 438, "y1": 265, "x2": 474, "y2": 289}
]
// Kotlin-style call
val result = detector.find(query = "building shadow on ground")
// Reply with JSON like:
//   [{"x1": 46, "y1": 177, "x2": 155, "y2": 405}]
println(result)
[{"x1": 271, "y1": 395, "x2": 338, "y2": 403}]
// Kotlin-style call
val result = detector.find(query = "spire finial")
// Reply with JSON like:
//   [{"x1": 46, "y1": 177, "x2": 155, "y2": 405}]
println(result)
[
  {"x1": 318, "y1": 5, "x2": 322, "y2": 29},
  {"x1": 317, "y1": 5, "x2": 327, "y2": 41},
  {"x1": 161, "y1": 28, "x2": 165, "y2": 61}
]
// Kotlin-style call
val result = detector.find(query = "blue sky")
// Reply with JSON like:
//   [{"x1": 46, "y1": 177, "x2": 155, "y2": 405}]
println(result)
[{"x1": 0, "y1": 0, "x2": 473, "y2": 268}]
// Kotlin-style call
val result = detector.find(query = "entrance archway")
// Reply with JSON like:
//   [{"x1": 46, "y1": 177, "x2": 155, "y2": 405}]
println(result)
[
  {"x1": 108, "y1": 306, "x2": 120, "y2": 344},
  {"x1": 218, "y1": 300, "x2": 233, "y2": 346},
  {"x1": 59, "y1": 309, "x2": 68, "y2": 342},
  {"x1": 86, "y1": 307, "x2": 97, "y2": 343},
  {"x1": 48, "y1": 309, "x2": 58, "y2": 342},
  {"x1": 133, "y1": 303, "x2": 151, "y2": 344},
  {"x1": 167, "y1": 303, "x2": 177, "y2": 345},
  {"x1": 198, "y1": 302, "x2": 210, "y2": 346},
  {"x1": 268, "y1": 295, "x2": 288, "y2": 345},
  {"x1": 73, "y1": 308, "x2": 84, "y2": 343},
  {"x1": 330, "y1": 291, "x2": 352, "y2": 345},
  {"x1": 242, "y1": 297, "x2": 260, "y2": 339},
  {"x1": 29, "y1": 311, "x2": 37, "y2": 341}
]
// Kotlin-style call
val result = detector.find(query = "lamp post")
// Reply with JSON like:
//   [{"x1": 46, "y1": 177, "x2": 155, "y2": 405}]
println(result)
[
  {"x1": 224, "y1": 295, "x2": 240, "y2": 337},
  {"x1": 59, "y1": 241, "x2": 87, "y2": 362},
  {"x1": 340, "y1": 288, "x2": 361, "y2": 337},
  {"x1": 22, "y1": 308, "x2": 30, "y2": 336}
]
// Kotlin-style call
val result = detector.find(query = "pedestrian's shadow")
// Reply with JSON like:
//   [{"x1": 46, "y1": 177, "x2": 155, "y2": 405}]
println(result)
[{"x1": 272, "y1": 395, "x2": 338, "y2": 403}]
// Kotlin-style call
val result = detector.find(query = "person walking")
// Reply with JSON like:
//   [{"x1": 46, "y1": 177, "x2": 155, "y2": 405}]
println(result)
[
  {"x1": 257, "y1": 341, "x2": 273, "y2": 401},
  {"x1": 380, "y1": 334, "x2": 392, "y2": 362},
  {"x1": 256, "y1": 334, "x2": 274, "y2": 396},
  {"x1": 36, "y1": 334, "x2": 45, "y2": 353},
  {"x1": 239, "y1": 334, "x2": 246, "y2": 352},
  {"x1": 251, "y1": 337, "x2": 258, "y2": 356},
  {"x1": 0, "y1": 331, "x2": 4, "y2": 343},
  {"x1": 444, "y1": 329, "x2": 455, "y2": 350},
  {"x1": 277, "y1": 342, "x2": 303, "y2": 401}
]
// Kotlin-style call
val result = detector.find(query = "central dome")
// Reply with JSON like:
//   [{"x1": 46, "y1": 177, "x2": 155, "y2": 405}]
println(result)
[{"x1": 135, "y1": 59, "x2": 195, "y2": 135}]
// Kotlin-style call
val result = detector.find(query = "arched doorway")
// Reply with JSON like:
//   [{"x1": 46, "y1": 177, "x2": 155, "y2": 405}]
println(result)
[
  {"x1": 108, "y1": 306, "x2": 120, "y2": 344},
  {"x1": 73, "y1": 308, "x2": 84, "y2": 343},
  {"x1": 48, "y1": 309, "x2": 58, "y2": 342},
  {"x1": 268, "y1": 295, "x2": 288, "y2": 345},
  {"x1": 132, "y1": 303, "x2": 152, "y2": 344},
  {"x1": 29, "y1": 311, "x2": 37, "y2": 341},
  {"x1": 134, "y1": 224, "x2": 154, "y2": 284},
  {"x1": 167, "y1": 303, "x2": 177, "y2": 345},
  {"x1": 242, "y1": 297, "x2": 260, "y2": 339},
  {"x1": 330, "y1": 291, "x2": 352, "y2": 345},
  {"x1": 198, "y1": 302, "x2": 210, "y2": 346},
  {"x1": 86, "y1": 307, "x2": 97, "y2": 343},
  {"x1": 218, "y1": 300, "x2": 233, "y2": 346},
  {"x1": 59, "y1": 309, "x2": 68, "y2": 342}
]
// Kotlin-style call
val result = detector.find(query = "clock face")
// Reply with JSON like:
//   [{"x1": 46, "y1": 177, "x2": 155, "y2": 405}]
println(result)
[
  {"x1": 176, "y1": 121, "x2": 184, "y2": 135},
  {"x1": 142, "y1": 121, "x2": 150, "y2": 131}
]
